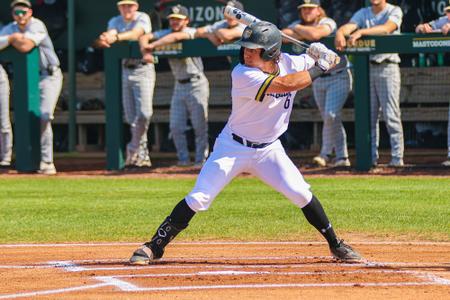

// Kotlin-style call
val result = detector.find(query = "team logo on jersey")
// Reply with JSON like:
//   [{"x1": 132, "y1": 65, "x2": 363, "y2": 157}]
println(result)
[{"x1": 243, "y1": 28, "x2": 252, "y2": 39}]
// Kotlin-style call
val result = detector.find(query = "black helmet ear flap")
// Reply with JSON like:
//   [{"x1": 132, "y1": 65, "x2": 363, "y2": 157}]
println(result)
[{"x1": 239, "y1": 47, "x2": 245, "y2": 64}]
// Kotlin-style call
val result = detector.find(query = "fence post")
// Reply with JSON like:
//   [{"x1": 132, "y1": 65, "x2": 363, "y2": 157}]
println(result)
[
  {"x1": 352, "y1": 55, "x2": 372, "y2": 171},
  {"x1": 104, "y1": 44, "x2": 130, "y2": 170}
]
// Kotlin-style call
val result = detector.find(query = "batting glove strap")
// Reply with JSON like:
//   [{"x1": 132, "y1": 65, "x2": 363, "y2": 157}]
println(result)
[{"x1": 308, "y1": 65, "x2": 326, "y2": 81}]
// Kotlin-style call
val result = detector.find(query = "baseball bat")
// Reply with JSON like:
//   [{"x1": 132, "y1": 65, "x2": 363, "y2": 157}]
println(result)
[{"x1": 223, "y1": 5, "x2": 310, "y2": 50}]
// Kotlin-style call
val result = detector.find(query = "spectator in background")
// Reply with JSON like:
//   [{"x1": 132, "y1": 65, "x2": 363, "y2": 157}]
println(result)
[
  {"x1": 0, "y1": 0, "x2": 63, "y2": 174},
  {"x1": 194, "y1": 0, "x2": 245, "y2": 46},
  {"x1": 335, "y1": 0, "x2": 405, "y2": 167},
  {"x1": 416, "y1": 2, "x2": 450, "y2": 166},
  {"x1": 139, "y1": 4, "x2": 210, "y2": 167},
  {"x1": 282, "y1": 0, "x2": 352, "y2": 167},
  {"x1": 94, "y1": 0, "x2": 155, "y2": 168}
]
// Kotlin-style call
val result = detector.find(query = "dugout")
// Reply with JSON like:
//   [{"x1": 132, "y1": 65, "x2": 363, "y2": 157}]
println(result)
[{"x1": 0, "y1": 0, "x2": 449, "y2": 171}]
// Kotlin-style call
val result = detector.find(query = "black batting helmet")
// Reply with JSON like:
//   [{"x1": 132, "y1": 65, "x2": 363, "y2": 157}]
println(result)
[{"x1": 236, "y1": 21, "x2": 282, "y2": 61}]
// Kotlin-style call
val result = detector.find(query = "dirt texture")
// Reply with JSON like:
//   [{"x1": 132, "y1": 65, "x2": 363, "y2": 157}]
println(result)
[{"x1": 0, "y1": 242, "x2": 449, "y2": 299}]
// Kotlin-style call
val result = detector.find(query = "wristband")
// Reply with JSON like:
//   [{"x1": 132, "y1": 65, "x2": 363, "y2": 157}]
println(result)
[{"x1": 307, "y1": 65, "x2": 325, "y2": 81}]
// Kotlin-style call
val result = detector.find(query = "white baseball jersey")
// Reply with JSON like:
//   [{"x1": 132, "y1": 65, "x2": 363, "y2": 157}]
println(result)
[
  {"x1": 227, "y1": 52, "x2": 315, "y2": 143},
  {"x1": 350, "y1": 4, "x2": 403, "y2": 63},
  {"x1": 429, "y1": 16, "x2": 450, "y2": 30},
  {"x1": 0, "y1": 17, "x2": 60, "y2": 71}
]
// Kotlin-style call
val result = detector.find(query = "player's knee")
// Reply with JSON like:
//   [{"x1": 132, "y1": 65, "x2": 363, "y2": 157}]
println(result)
[
  {"x1": 40, "y1": 113, "x2": 52, "y2": 122},
  {"x1": 287, "y1": 188, "x2": 313, "y2": 209},
  {"x1": 138, "y1": 111, "x2": 152, "y2": 122},
  {"x1": 185, "y1": 192, "x2": 214, "y2": 212},
  {"x1": 323, "y1": 111, "x2": 338, "y2": 124}
]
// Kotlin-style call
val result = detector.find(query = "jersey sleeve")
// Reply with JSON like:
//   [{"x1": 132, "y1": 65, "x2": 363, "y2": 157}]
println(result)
[
  {"x1": 152, "y1": 28, "x2": 172, "y2": 40},
  {"x1": 232, "y1": 65, "x2": 278, "y2": 102},
  {"x1": 135, "y1": 13, "x2": 151, "y2": 34},
  {"x1": 318, "y1": 17, "x2": 337, "y2": 33},
  {"x1": 429, "y1": 17, "x2": 448, "y2": 30},
  {"x1": 287, "y1": 20, "x2": 300, "y2": 30},
  {"x1": 182, "y1": 27, "x2": 196, "y2": 39},
  {"x1": 23, "y1": 19, "x2": 47, "y2": 46},
  {"x1": 286, "y1": 53, "x2": 316, "y2": 72},
  {"x1": 388, "y1": 6, "x2": 403, "y2": 29},
  {"x1": 349, "y1": 8, "x2": 366, "y2": 28},
  {"x1": 204, "y1": 20, "x2": 227, "y2": 33},
  {"x1": 107, "y1": 16, "x2": 119, "y2": 31}
]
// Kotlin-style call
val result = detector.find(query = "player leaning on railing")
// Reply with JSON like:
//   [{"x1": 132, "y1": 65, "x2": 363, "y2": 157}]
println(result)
[
  {"x1": 415, "y1": 1, "x2": 450, "y2": 167},
  {"x1": 130, "y1": 21, "x2": 362, "y2": 265}
]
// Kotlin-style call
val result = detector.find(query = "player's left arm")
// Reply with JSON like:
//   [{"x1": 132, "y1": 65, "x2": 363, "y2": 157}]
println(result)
[
  {"x1": 290, "y1": 24, "x2": 333, "y2": 41},
  {"x1": 214, "y1": 27, "x2": 243, "y2": 43}
]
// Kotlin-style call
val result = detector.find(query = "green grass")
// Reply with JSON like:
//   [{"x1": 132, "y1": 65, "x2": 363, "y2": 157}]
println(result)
[{"x1": 0, "y1": 177, "x2": 449, "y2": 243}]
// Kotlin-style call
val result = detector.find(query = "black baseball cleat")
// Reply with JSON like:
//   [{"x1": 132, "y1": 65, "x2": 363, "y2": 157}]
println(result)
[
  {"x1": 129, "y1": 244, "x2": 156, "y2": 265},
  {"x1": 329, "y1": 240, "x2": 363, "y2": 262}
]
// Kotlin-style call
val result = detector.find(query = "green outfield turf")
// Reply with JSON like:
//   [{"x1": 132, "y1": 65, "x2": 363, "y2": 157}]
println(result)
[{"x1": 0, "y1": 177, "x2": 449, "y2": 243}]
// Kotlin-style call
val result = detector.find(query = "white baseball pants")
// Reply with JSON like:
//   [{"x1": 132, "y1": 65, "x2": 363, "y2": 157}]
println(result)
[
  {"x1": 185, "y1": 126, "x2": 313, "y2": 212},
  {"x1": 0, "y1": 65, "x2": 12, "y2": 163}
]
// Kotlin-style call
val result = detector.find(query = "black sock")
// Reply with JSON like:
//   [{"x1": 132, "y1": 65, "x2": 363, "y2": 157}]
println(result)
[
  {"x1": 148, "y1": 199, "x2": 196, "y2": 259},
  {"x1": 169, "y1": 198, "x2": 196, "y2": 228},
  {"x1": 301, "y1": 195, "x2": 339, "y2": 248}
]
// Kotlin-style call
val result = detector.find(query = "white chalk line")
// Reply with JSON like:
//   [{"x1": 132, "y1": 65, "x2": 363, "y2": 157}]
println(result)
[
  {"x1": 100, "y1": 269, "x2": 417, "y2": 279},
  {"x1": 0, "y1": 283, "x2": 110, "y2": 300},
  {"x1": 2, "y1": 258, "x2": 449, "y2": 298},
  {"x1": 0, "y1": 241, "x2": 449, "y2": 248}
]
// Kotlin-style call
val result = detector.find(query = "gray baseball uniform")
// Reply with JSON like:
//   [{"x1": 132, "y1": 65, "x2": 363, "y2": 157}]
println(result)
[
  {"x1": 0, "y1": 64, "x2": 12, "y2": 165},
  {"x1": 428, "y1": 16, "x2": 450, "y2": 158},
  {"x1": 153, "y1": 27, "x2": 210, "y2": 165},
  {"x1": 350, "y1": 4, "x2": 404, "y2": 163},
  {"x1": 289, "y1": 17, "x2": 351, "y2": 161},
  {"x1": 0, "y1": 17, "x2": 63, "y2": 164},
  {"x1": 108, "y1": 12, "x2": 155, "y2": 164}
]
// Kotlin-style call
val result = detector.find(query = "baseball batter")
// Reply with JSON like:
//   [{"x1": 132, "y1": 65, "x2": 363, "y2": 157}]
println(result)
[
  {"x1": 336, "y1": 0, "x2": 404, "y2": 167},
  {"x1": 416, "y1": 1, "x2": 450, "y2": 167},
  {"x1": 282, "y1": 0, "x2": 352, "y2": 168},
  {"x1": 0, "y1": 0, "x2": 63, "y2": 174},
  {"x1": 95, "y1": 0, "x2": 155, "y2": 168},
  {"x1": 140, "y1": 4, "x2": 209, "y2": 167},
  {"x1": 130, "y1": 21, "x2": 362, "y2": 264},
  {"x1": 0, "y1": 64, "x2": 12, "y2": 168}
]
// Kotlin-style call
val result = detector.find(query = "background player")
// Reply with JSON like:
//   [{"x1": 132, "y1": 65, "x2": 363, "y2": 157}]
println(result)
[
  {"x1": 416, "y1": 1, "x2": 450, "y2": 166},
  {"x1": 282, "y1": 0, "x2": 352, "y2": 167},
  {"x1": 130, "y1": 21, "x2": 362, "y2": 265},
  {"x1": 194, "y1": 0, "x2": 246, "y2": 46},
  {"x1": 0, "y1": 0, "x2": 63, "y2": 174},
  {"x1": 0, "y1": 64, "x2": 11, "y2": 168},
  {"x1": 140, "y1": 4, "x2": 209, "y2": 167},
  {"x1": 335, "y1": 0, "x2": 404, "y2": 167},
  {"x1": 95, "y1": 0, "x2": 155, "y2": 168}
]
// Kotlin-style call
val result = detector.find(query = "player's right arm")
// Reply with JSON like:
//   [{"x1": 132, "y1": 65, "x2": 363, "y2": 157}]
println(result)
[{"x1": 335, "y1": 23, "x2": 358, "y2": 51}]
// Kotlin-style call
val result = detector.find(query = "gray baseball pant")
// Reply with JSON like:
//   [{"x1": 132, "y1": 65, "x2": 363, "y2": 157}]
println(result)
[
  {"x1": 40, "y1": 68, "x2": 63, "y2": 163},
  {"x1": 0, "y1": 66, "x2": 12, "y2": 163},
  {"x1": 170, "y1": 74, "x2": 209, "y2": 164},
  {"x1": 369, "y1": 63, "x2": 404, "y2": 162},
  {"x1": 313, "y1": 69, "x2": 351, "y2": 160},
  {"x1": 122, "y1": 64, "x2": 155, "y2": 152}
]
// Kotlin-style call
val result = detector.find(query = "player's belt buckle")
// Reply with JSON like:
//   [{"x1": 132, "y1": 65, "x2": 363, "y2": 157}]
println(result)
[
  {"x1": 178, "y1": 74, "x2": 201, "y2": 84},
  {"x1": 232, "y1": 133, "x2": 271, "y2": 149}
]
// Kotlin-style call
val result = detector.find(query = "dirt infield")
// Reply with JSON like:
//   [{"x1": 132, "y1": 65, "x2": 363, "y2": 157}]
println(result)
[{"x1": 0, "y1": 241, "x2": 449, "y2": 299}]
